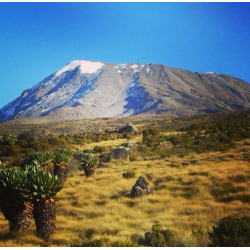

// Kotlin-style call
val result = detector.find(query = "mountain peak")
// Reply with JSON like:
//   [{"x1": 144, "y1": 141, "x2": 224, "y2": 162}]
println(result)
[
  {"x1": 55, "y1": 60, "x2": 104, "y2": 76},
  {"x1": 1, "y1": 60, "x2": 250, "y2": 122}
]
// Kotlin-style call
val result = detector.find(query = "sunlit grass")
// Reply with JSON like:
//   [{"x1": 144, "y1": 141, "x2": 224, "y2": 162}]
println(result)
[{"x1": 0, "y1": 147, "x2": 250, "y2": 246}]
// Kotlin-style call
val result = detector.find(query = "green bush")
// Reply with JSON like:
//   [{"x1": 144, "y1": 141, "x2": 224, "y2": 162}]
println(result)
[
  {"x1": 129, "y1": 153, "x2": 137, "y2": 161},
  {"x1": 122, "y1": 170, "x2": 136, "y2": 179},
  {"x1": 93, "y1": 146, "x2": 106, "y2": 153},
  {"x1": 138, "y1": 223, "x2": 176, "y2": 247},
  {"x1": 208, "y1": 215, "x2": 250, "y2": 247}
]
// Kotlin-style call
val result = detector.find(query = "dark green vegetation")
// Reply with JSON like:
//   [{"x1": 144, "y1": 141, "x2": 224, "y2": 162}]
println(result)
[
  {"x1": 0, "y1": 152, "x2": 64, "y2": 239},
  {"x1": 122, "y1": 170, "x2": 136, "y2": 179},
  {"x1": 208, "y1": 215, "x2": 250, "y2": 247},
  {"x1": 140, "y1": 111, "x2": 250, "y2": 158},
  {"x1": 0, "y1": 169, "x2": 33, "y2": 232},
  {"x1": 72, "y1": 216, "x2": 250, "y2": 247},
  {"x1": 1, "y1": 110, "x2": 250, "y2": 168},
  {"x1": 72, "y1": 223, "x2": 177, "y2": 247},
  {"x1": 80, "y1": 153, "x2": 99, "y2": 177}
]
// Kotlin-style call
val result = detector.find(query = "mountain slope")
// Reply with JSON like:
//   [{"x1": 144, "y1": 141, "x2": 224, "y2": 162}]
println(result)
[{"x1": 1, "y1": 60, "x2": 250, "y2": 122}]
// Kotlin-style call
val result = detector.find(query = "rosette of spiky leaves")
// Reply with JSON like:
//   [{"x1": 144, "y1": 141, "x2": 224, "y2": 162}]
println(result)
[
  {"x1": 26, "y1": 167, "x2": 62, "y2": 202},
  {"x1": 26, "y1": 167, "x2": 62, "y2": 240},
  {"x1": 0, "y1": 168, "x2": 28, "y2": 205},
  {"x1": 54, "y1": 148, "x2": 72, "y2": 165},
  {"x1": 80, "y1": 153, "x2": 99, "y2": 177},
  {"x1": 53, "y1": 148, "x2": 72, "y2": 184},
  {"x1": 0, "y1": 169, "x2": 33, "y2": 231},
  {"x1": 20, "y1": 151, "x2": 55, "y2": 174},
  {"x1": 0, "y1": 161, "x2": 4, "y2": 169}
]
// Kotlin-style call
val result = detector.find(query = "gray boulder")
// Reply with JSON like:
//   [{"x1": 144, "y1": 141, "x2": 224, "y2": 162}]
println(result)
[
  {"x1": 130, "y1": 176, "x2": 153, "y2": 197},
  {"x1": 121, "y1": 142, "x2": 139, "y2": 154},
  {"x1": 108, "y1": 147, "x2": 130, "y2": 161}
]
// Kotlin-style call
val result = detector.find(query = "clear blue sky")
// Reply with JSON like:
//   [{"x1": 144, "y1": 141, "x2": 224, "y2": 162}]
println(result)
[{"x1": 0, "y1": 2, "x2": 250, "y2": 108}]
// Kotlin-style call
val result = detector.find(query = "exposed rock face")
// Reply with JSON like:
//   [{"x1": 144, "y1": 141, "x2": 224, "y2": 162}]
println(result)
[
  {"x1": 1, "y1": 60, "x2": 250, "y2": 122},
  {"x1": 130, "y1": 176, "x2": 153, "y2": 197},
  {"x1": 108, "y1": 147, "x2": 130, "y2": 161}
]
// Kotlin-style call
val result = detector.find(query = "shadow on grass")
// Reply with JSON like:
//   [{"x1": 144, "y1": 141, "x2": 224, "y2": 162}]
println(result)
[
  {"x1": 218, "y1": 194, "x2": 250, "y2": 203},
  {"x1": 0, "y1": 231, "x2": 15, "y2": 241}
]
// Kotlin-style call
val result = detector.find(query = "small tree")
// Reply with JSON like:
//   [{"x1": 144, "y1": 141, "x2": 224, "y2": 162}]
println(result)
[
  {"x1": 26, "y1": 167, "x2": 62, "y2": 240},
  {"x1": 80, "y1": 153, "x2": 99, "y2": 177},
  {"x1": 53, "y1": 148, "x2": 72, "y2": 184},
  {"x1": 208, "y1": 215, "x2": 250, "y2": 247},
  {"x1": 0, "y1": 169, "x2": 33, "y2": 232}
]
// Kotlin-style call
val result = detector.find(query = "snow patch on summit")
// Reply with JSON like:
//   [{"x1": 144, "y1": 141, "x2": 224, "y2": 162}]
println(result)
[
  {"x1": 131, "y1": 64, "x2": 138, "y2": 69},
  {"x1": 56, "y1": 60, "x2": 104, "y2": 76}
]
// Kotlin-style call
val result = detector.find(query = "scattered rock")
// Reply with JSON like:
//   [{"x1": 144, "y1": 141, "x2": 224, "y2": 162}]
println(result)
[
  {"x1": 121, "y1": 142, "x2": 139, "y2": 154},
  {"x1": 108, "y1": 147, "x2": 130, "y2": 162},
  {"x1": 130, "y1": 176, "x2": 153, "y2": 197}
]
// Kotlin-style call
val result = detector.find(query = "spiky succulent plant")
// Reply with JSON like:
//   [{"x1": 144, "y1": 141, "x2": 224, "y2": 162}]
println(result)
[
  {"x1": 80, "y1": 153, "x2": 99, "y2": 177},
  {"x1": 20, "y1": 151, "x2": 55, "y2": 175},
  {"x1": 25, "y1": 167, "x2": 62, "y2": 240},
  {"x1": 0, "y1": 168, "x2": 28, "y2": 204},
  {"x1": 26, "y1": 167, "x2": 62, "y2": 202},
  {"x1": 53, "y1": 148, "x2": 72, "y2": 184},
  {"x1": 0, "y1": 168, "x2": 33, "y2": 231},
  {"x1": 53, "y1": 148, "x2": 72, "y2": 166},
  {"x1": 20, "y1": 151, "x2": 55, "y2": 169},
  {"x1": 80, "y1": 153, "x2": 98, "y2": 167},
  {"x1": 0, "y1": 161, "x2": 4, "y2": 169}
]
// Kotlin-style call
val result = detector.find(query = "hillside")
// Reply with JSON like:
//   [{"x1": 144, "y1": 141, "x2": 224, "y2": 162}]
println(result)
[{"x1": 1, "y1": 60, "x2": 250, "y2": 122}]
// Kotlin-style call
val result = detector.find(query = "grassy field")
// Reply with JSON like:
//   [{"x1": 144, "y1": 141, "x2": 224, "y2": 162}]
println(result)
[{"x1": 0, "y1": 143, "x2": 250, "y2": 247}]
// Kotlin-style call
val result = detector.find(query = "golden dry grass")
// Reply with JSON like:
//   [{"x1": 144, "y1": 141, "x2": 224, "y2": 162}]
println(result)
[{"x1": 1, "y1": 147, "x2": 250, "y2": 246}]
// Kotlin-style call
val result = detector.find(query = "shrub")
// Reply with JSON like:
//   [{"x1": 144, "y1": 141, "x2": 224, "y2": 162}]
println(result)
[
  {"x1": 129, "y1": 153, "x2": 137, "y2": 161},
  {"x1": 208, "y1": 215, "x2": 250, "y2": 247},
  {"x1": 138, "y1": 223, "x2": 176, "y2": 247},
  {"x1": 93, "y1": 146, "x2": 106, "y2": 153},
  {"x1": 122, "y1": 170, "x2": 136, "y2": 179}
]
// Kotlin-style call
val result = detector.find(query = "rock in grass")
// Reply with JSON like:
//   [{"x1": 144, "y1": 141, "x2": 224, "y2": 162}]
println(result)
[
  {"x1": 130, "y1": 176, "x2": 153, "y2": 197},
  {"x1": 108, "y1": 147, "x2": 130, "y2": 162}
]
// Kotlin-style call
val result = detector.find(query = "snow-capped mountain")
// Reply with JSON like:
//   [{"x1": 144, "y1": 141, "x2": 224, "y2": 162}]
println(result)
[{"x1": 1, "y1": 59, "x2": 250, "y2": 122}]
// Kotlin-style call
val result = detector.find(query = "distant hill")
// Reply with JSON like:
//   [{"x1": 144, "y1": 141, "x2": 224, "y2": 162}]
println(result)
[{"x1": 1, "y1": 60, "x2": 250, "y2": 122}]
